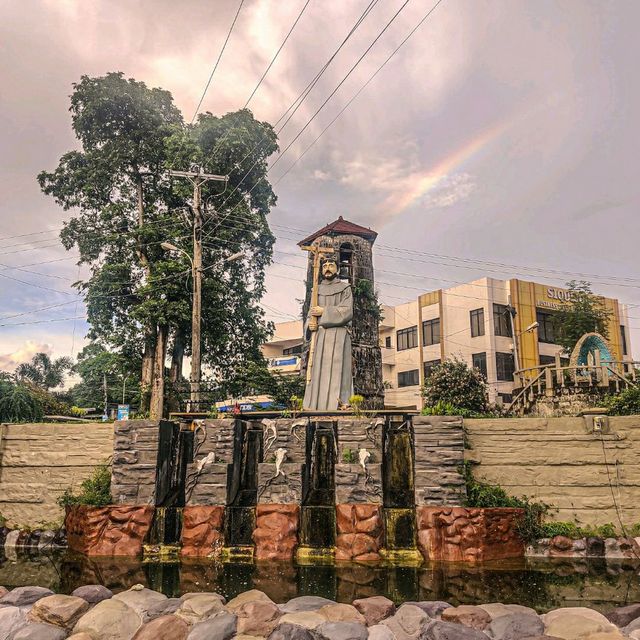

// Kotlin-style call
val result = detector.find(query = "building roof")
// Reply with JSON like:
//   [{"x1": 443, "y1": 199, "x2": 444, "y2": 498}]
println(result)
[{"x1": 297, "y1": 216, "x2": 378, "y2": 246}]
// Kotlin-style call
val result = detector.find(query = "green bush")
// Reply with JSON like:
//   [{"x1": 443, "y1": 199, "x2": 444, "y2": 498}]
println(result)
[
  {"x1": 605, "y1": 386, "x2": 640, "y2": 416},
  {"x1": 57, "y1": 465, "x2": 112, "y2": 508},
  {"x1": 423, "y1": 358, "x2": 488, "y2": 414},
  {"x1": 539, "y1": 521, "x2": 582, "y2": 539},
  {"x1": 0, "y1": 383, "x2": 44, "y2": 422},
  {"x1": 342, "y1": 448, "x2": 357, "y2": 463}
]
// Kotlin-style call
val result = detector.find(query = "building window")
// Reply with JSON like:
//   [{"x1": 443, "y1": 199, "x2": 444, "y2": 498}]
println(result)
[
  {"x1": 472, "y1": 352, "x2": 487, "y2": 378},
  {"x1": 496, "y1": 352, "x2": 515, "y2": 381},
  {"x1": 398, "y1": 369, "x2": 420, "y2": 387},
  {"x1": 423, "y1": 359, "x2": 441, "y2": 380},
  {"x1": 493, "y1": 304, "x2": 512, "y2": 337},
  {"x1": 621, "y1": 325, "x2": 628, "y2": 356},
  {"x1": 537, "y1": 311, "x2": 556, "y2": 344},
  {"x1": 470, "y1": 308, "x2": 485, "y2": 337},
  {"x1": 498, "y1": 393, "x2": 513, "y2": 404},
  {"x1": 539, "y1": 355, "x2": 556, "y2": 366},
  {"x1": 422, "y1": 318, "x2": 440, "y2": 346},
  {"x1": 385, "y1": 336, "x2": 392, "y2": 348},
  {"x1": 397, "y1": 326, "x2": 418, "y2": 351},
  {"x1": 339, "y1": 243, "x2": 354, "y2": 281},
  {"x1": 282, "y1": 344, "x2": 303, "y2": 355}
]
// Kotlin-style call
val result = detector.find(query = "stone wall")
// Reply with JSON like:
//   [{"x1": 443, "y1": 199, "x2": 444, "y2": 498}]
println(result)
[
  {"x1": 465, "y1": 415, "x2": 640, "y2": 526},
  {"x1": 0, "y1": 423, "x2": 114, "y2": 527}
]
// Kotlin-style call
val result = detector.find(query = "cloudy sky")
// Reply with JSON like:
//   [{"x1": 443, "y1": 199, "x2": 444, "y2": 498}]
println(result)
[{"x1": 1, "y1": 0, "x2": 639, "y2": 370}]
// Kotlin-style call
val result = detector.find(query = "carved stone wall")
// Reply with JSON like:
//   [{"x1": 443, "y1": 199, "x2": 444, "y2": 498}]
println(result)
[
  {"x1": 336, "y1": 504, "x2": 384, "y2": 562},
  {"x1": 180, "y1": 506, "x2": 224, "y2": 557},
  {"x1": 253, "y1": 504, "x2": 299, "y2": 561}
]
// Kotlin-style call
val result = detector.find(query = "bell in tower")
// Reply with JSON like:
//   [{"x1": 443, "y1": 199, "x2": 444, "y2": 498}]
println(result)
[{"x1": 298, "y1": 216, "x2": 384, "y2": 409}]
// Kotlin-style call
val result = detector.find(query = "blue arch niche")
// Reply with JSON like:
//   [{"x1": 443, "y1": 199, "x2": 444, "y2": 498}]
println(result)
[{"x1": 570, "y1": 332, "x2": 613, "y2": 366}]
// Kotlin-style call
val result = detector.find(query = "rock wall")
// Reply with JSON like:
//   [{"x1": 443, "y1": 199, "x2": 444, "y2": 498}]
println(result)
[
  {"x1": 465, "y1": 415, "x2": 640, "y2": 526},
  {"x1": 180, "y1": 506, "x2": 224, "y2": 557},
  {"x1": 253, "y1": 504, "x2": 299, "y2": 561},
  {"x1": 336, "y1": 504, "x2": 384, "y2": 562},
  {"x1": 0, "y1": 422, "x2": 114, "y2": 527}
]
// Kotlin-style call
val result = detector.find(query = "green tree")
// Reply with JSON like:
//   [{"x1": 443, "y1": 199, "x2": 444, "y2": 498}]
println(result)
[
  {"x1": 38, "y1": 72, "x2": 278, "y2": 418},
  {"x1": 15, "y1": 352, "x2": 73, "y2": 390},
  {"x1": 0, "y1": 374, "x2": 44, "y2": 423},
  {"x1": 552, "y1": 281, "x2": 612, "y2": 355},
  {"x1": 423, "y1": 358, "x2": 488, "y2": 413}
]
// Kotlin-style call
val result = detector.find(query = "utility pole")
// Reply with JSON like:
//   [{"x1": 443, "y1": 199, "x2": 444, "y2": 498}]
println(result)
[{"x1": 169, "y1": 167, "x2": 228, "y2": 412}]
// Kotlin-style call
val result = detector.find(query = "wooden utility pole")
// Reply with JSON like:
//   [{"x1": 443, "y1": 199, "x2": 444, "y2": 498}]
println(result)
[{"x1": 169, "y1": 168, "x2": 228, "y2": 412}]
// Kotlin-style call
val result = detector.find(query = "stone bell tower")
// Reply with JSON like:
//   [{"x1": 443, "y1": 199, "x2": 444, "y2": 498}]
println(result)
[{"x1": 298, "y1": 216, "x2": 384, "y2": 409}]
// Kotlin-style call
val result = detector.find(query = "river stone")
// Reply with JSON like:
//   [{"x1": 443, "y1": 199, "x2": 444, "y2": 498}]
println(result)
[
  {"x1": 73, "y1": 598, "x2": 142, "y2": 640},
  {"x1": 353, "y1": 596, "x2": 395, "y2": 625},
  {"x1": 113, "y1": 585, "x2": 167, "y2": 617},
  {"x1": 487, "y1": 612, "x2": 544, "y2": 640},
  {"x1": 0, "y1": 587, "x2": 54, "y2": 607},
  {"x1": 267, "y1": 622, "x2": 316, "y2": 639},
  {"x1": 605, "y1": 603, "x2": 640, "y2": 627},
  {"x1": 236, "y1": 600, "x2": 282, "y2": 637},
  {"x1": 382, "y1": 604, "x2": 430, "y2": 639},
  {"x1": 29, "y1": 594, "x2": 90, "y2": 629},
  {"x1": 544, "y1": 613, "x2": 616, "y2": 639},
  {"x1": 144, "y1": 597, "x2": 182, "y2": 621},
  {"x1": 66, "y1": 634, "x2": 94, "y2": 640},
  {"x1": 132, "y1": 614, "x2": 189, "y2": 640},
  {"x1": 0, "y1": 607, "x2": 27, "y2": 638},
  {"x1": 0, "y1": 587, "x2": 8, "y2": 598},
  {"x1": 442, "y1": 605, "x2": 491, "y2": 631},
  {"x1": 181, "y1": 592, "x2": 226, "y2": 604},
  {"x1": 404, "y1": 602, "x2": 451, "y2": 618},
  {"x1": 279, "y1": 596, "x2": 335, "y2": 613},
  {"x1": 227, "y1": 590, "x2": 273, "y2": 611},
  {"x1": 314, "y1": 621, "x2": 369, "y2": 640},
  {"x1": 318, "y1": 603, "x2": 366, "y2": 624},
  {"x1": 479, "y1": 603, "x2": 537, "y2": 620},
  {"x1": 71, "y1": 585, "x2": 113, "y2": 604},
  {"x1": 367, "y1": 624, "x2": 395, "y2": 640},
  {"x1": 176, "y1": 594, "x2": 226, "y2": 624},
  {"x1": 543, "y1": 608, "x2": 611, "y2": 627},
  {"x1": 278, "y1": 611, "x2": 326, "y2": 629},
  {"x1": 625, "y1": 618, "x2": 640, "y2": 635},
  {"x1": 422, "y1": 620, "x2": 492, "y2": 640},
  {"x1": 187, "y1": 612, "x2": 237, "y2": 640},
  {"x1": 580, "y1": 633, "x2": 625, "y2": 640},
  {"x1": 629, "y1": 631, "x2": 640, "y2": 640},
  {"x1": 10, "y1": 622, "x2": 68, "y2": 640}
]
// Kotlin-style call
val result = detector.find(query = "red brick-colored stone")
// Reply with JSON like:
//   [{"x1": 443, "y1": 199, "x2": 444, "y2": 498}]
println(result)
[
  {"x1": 336, "y1": 504, "x2": 383, "y2": 562},
  {"x1": 65, "y1": 505, "x2": 154, "y2": 557},
  {"x1": 181, "y1": 506, "x2": 224, "y2": 558},
  {"x1": 416, "y1": 506, "x2": 524, "y2": 563},
  {"x1": 253, "y1": 504, "x2": 299, "y2": 561}
]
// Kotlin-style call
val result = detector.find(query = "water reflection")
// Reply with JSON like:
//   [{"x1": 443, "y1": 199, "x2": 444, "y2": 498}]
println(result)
[{"x1": 0, "y1": 550, "x2": 638, "y2": 613}]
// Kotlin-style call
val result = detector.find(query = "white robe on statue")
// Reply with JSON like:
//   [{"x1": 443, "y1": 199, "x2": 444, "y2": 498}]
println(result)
[{"x1": 303, "y1": 279, "x2": 354, "y2": 411}]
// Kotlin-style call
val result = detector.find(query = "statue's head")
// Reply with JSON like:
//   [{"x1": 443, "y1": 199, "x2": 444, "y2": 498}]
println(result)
[{"x1": 321, "y1": 258, "x2": 338, "y2": 281}]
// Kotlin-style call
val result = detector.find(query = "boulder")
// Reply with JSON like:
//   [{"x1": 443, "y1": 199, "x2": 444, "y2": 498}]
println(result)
[
  {"x1": 175, "y1": 594, "x2": 226, "y2": 625},
  {"x1": 423, "y1": 620, "x2": 492, "y2": 639},
  {"x1": 624, "y1": 618, "x2": 640, "y2": 635},
  {"x1": 486, "y1": 612, "x2": 543, "y2": 640},
  {"x1": 236, "y1": 600, "x2": 282, "y2": 637},
  {"x1": 314, "y1": 621, "x2": 369, "y2": 640},
  {"x1": 544, "y1": 612, "x2": 616, "y2": 639},
  {"x1": 132, "y1": 615, "x2": 189, "y2": 640},
  {"x1": 0, "y1": 587, "x2": 54, "y2": 607},
  {"x1": 145, "y1": 598, "x2": 182, "y2": 621},
  {"x1": 278, "y1": 612, "x2": 326, "y2": 629},
  {"x1": 605, "y1": 603, "x2": 640, "y2": 627},
  {"x1": 0, "y1": 587, "x2": 8, "y2": 597},
  {"x1": 0, "y1": 606, "x2": 27, "y2": 639},
  {"x1": 10, "y1": 623, "x2": 68, "y2": 640},
  {"x1": 478, "y1": 603, "x2": 537, "y2": 620},
  {"x1": 71, "y1": 585, "x2": 113, "y2": 605},
  {"x1": 29, "y1": 594, "x2": 90, "y2": 630},
  {"x1": 73, "y1": 598, "x2": 142, "y2": 640},
  {"x1": 112, "y1": 585, "x2": 167, "y2": 618},
  {"x1": 266, "y1": 622, "x2": 317, "y2": 639},
  {"x1": 404, "y1": 602, "x2": 451, "y2": 618},
  {"x1": 352, "y1": 596, "x2": 395, "y2": 625},
  {"x1": 318, "y1": 603, "x2": 366, "y2": 624},
  {"x1": 65, "y1": 634, "x2": 95, "y2": 640},
  {"x1": 226, "y1": 590, "x2": 274, "y2": 612},
  {"x1": 187, "y1": 612, "x2": 237, "y2": 640},
  {"x1": 279, "y1": 596, "x2": 335, "y2": 613},
  {"x1": 367, "y1": 624, "x2": 396, "y2": 639},
  {"x1": 544, "y1": 608, "x2": 612, "y2": 627},
  {"x1": 180, "y1": 592, "x2": 226, "y2": 604},
  {"x1": 382, "y1": 604, "x2": 430, "y2": 639},
  {"x1": 579, "y1": 633, "x2": 624, "y2": 640},
  {"x1": 441, "y1": 605, "x2": 491, "y2": 631}
]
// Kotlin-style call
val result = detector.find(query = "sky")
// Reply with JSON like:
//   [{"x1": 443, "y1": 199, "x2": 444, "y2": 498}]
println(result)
[{"x1": 0, "y1": 0, "x2": 639, "y2": 371}]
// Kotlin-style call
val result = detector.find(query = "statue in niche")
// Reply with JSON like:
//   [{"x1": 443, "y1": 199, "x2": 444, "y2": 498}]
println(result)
[{"x1": 302, "y1": 255, "x2": 354, "y2": 410}]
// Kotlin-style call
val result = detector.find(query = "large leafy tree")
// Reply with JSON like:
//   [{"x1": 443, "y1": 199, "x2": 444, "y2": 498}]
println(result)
[
  {"x1": 38, "y1": 73, "x2": 278, "y2": 417},
  {"x1": 552, "y1": 281, "x2": 612, "y2": 355},
  {"x1": 15, "y1": 352, "x2": 73, "y2": 390}
]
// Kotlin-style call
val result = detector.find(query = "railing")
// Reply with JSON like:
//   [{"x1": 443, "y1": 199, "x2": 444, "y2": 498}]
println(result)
[{"x1": 509, "y1": 358, "x2": 639, "y2": 415}]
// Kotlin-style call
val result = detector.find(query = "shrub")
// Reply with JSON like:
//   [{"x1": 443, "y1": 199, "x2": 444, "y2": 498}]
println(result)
[
  {"x1": 539, "y1": 521, "x2": 582, "y2": 539},
  {"x1": 349, "y1": 394, "x2": 364, "y2": 417},
  {"x1": 423, "y1": 358, "x2": 488, "y2": 414},
  {"x1": 57, "y1": 465, "x2": 112, "y2": 508},
  {"x1": 0, "y1": 383, "x2": 44, "y2": 422},
  {"x1": 605, "y1": 386, "x2": 640, "y2": 416},
  {"x1": 342, "y1": 448, "x2": 357, "y2": 463}
]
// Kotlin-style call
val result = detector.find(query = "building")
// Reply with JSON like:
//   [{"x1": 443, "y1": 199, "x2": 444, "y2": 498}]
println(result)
[{"x1": 263, "y1": 277, "x2": 633, "y2": 410}]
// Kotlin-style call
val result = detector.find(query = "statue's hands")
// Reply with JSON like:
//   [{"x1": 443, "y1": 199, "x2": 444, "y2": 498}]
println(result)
[{"x1": 310, "y1": 305, "x2": 324, "y2": 317}]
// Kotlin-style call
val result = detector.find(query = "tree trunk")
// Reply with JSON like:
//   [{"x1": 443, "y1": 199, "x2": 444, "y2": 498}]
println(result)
[
  {"x1": 170, "y1": 327, "x2": 186, "y2": 384},
  {"x1": 149, "y1": 324, "x2": 167, "y2": 420},
  {"x1": 140, "y1": 325, "x2": 156, "y2": 413}
]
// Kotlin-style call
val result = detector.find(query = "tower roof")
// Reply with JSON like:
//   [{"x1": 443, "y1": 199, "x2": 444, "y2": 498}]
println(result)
[{"x1": 297, "y1": 216, "x2": 378, "y2": 246}]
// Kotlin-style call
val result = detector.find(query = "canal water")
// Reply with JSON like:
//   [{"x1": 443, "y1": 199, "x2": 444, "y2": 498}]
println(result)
[{"x1": 1, "y1": 552, "x2": 638, "y2": 613}]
